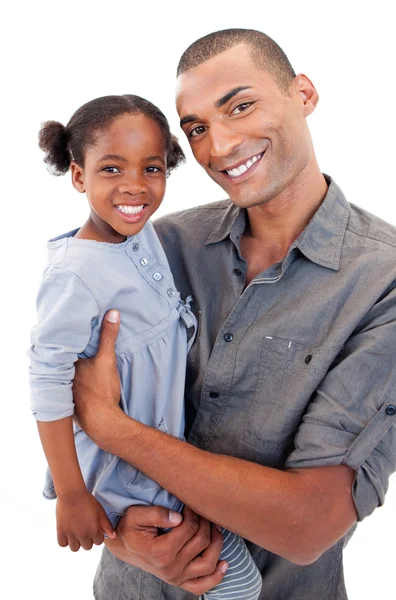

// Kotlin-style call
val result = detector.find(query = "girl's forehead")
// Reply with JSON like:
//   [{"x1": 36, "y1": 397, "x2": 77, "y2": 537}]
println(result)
[{"x1": 90, "y1": 114, "x2": 166, "y2": 155}]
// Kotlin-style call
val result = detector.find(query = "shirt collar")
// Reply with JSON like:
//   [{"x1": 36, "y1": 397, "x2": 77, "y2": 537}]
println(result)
[{"x1": 204, "y1": 175, "x2": 350, "y2": 272}]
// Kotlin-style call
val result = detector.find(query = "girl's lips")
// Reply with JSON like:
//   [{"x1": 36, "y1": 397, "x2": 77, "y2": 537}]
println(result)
[{"x1": 114, "y1": 204, "x2": 148, "y2": 223}]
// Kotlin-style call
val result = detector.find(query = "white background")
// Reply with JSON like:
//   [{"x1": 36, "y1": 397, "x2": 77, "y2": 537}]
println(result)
[{"x1": 1, "y1": 1, "x2": 395, "y2": 598}]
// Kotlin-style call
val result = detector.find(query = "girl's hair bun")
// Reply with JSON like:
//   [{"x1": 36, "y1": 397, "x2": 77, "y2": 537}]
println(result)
[
  {"x1": 167, "y1": 134, "x2": 185, "y2": 174},
  {"x1": 38, "y1": 120, "x2": 72, "y2": 175}
]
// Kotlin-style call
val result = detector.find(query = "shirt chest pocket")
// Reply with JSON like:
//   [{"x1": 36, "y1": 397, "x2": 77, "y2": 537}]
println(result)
[{"x1": 243, "y1": 336, "x2": 338, "y2": 456}]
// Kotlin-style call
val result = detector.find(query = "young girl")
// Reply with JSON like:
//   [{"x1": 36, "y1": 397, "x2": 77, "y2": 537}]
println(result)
[{"x1": 29, "y1": 94, "x2": 262, "y2": 600}]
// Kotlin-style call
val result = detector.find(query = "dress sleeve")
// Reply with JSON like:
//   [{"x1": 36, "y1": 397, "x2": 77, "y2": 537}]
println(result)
[
  {"x1": 29, "y1": 268, "x2": 100, "y2": 422},
  {"x1": 286, "y1": 284, "x2": 396, "y2": 521}
]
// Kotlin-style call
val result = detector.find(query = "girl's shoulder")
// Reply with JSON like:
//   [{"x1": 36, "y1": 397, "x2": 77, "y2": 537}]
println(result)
[{"x1": 45, "y1": 228, "x2": 130, "y2": 281}]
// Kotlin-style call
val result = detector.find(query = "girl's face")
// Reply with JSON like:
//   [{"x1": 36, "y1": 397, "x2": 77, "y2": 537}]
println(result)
[{"x1": 71, "y1": 113, "x2": 167, "y2": 242}]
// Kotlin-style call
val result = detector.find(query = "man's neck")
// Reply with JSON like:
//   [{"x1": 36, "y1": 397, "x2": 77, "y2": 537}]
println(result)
[{"x1": 240, "y1": 167, "x2": 328, "y2": 283}]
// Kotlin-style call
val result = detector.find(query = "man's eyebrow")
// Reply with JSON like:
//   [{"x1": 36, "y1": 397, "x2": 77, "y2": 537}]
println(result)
[
  {"x1": 180, "y1": 114, "x2": 199, "y2": 128},
  {"x1": 180, "y1": 86, "x2": 253, "y2": 128},
  {"x1": 98, "y1": 154, "x2": 127, "y2": 162},
  {"x1": 215, "y1": 86, "x2": 253, "y2": 108}
]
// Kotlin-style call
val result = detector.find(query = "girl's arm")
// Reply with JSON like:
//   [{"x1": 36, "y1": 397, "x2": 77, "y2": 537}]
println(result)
[
  {"x1": 37, "y1": 417, "x2": 116, "y2": 551},
  {"x1": 37, "y1": 417, "x2": 86, "y2": 498},
  {"x1": 30, "y1": 268, "x2": 116, "y2": 550}
]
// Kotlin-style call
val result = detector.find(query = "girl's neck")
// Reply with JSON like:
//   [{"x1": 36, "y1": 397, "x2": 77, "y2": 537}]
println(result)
[{"x1": 74, "y1": 216, "x2": 126, "y2": 244}]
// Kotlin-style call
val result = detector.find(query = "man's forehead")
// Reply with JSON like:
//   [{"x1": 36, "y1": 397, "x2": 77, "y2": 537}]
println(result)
[{"x1": 175, "y1": 46, "x2": 263, "y2": 112}]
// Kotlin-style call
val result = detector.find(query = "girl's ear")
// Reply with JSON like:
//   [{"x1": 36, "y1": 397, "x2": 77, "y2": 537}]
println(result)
[{"x1": 71, "y1": 161, "x2": 85, "y2": 193}]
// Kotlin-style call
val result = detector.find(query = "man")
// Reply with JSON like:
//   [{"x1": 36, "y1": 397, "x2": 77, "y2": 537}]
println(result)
[{"x1": 73, "y1": 29, "x2": 396, "y2": 599}]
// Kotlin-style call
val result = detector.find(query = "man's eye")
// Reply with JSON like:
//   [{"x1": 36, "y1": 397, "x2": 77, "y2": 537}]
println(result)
[
  {"x1": 232, "y1": 102, "x2": 252, "y2": 115},
  {"x1": 189, "y1": 125, "x2": 207, "y2": 138},
  {"x1": 102, "y1": 166, "x2": 120, "y2": 173}
]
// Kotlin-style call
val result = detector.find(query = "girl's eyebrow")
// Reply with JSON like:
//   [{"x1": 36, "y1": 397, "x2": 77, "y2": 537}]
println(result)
[
  {"x1": 98, "y1": 154, "x2": 127, "y2": 162},
  {"x1": 146, "y1": 155, "x2": 166, "y2": 165}
]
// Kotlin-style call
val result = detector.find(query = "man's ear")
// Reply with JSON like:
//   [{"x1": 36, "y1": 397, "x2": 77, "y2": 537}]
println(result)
[
  {"x1": 71, "y1": 160, "x2": 85, "y2": 193},
  {"x1": 294, "y1": 74, "x2": 319, "y2": 116}
]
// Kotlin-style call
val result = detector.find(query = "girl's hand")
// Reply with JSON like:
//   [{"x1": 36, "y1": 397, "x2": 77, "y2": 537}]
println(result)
[{"x1": 56, "y1": 490, "x2": 116, "y2": 551}]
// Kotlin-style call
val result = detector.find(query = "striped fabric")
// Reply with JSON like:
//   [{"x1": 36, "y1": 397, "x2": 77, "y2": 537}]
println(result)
[{"x1": 204, "y1": 529, "x2": 262, "y2": 599}]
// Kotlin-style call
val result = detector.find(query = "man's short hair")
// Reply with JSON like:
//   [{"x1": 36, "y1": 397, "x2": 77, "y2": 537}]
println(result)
[{"x1": 177, "y1": 28, "x2": 296, "y2": 94}]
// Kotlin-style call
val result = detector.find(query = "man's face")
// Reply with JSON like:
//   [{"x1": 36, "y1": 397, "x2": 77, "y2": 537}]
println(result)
[{"x1": 176, "y1": 44, "x2": 317, "y2": 209}]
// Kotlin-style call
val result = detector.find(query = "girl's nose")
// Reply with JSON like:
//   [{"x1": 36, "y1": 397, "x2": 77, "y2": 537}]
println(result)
[{"x1": 117, "y1": 176, "x2": 146, "y2": 196}]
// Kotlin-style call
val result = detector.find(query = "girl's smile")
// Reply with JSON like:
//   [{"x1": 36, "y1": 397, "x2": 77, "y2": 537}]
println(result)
[{"x1": 71, "y1": 113, "x2": 167, "y2": 243}]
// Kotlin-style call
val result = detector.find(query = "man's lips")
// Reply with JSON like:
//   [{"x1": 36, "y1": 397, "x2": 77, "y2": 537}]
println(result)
[{"x1": 219, "y1": 151, "x2": 265, "y2": 181}]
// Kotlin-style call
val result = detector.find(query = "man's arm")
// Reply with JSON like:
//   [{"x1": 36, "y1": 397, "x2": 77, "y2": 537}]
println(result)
[{"x1": 74, "y1": 311, "x2": 357, "y2": 566}]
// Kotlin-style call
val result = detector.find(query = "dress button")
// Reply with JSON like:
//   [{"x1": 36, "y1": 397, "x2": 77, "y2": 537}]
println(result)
[
  {"x1": 385, "y1": 405, "x2": 396, "y2": 416},
  {"x1": 209, "y1": 391, "x2": 219, "y2": 398},
  {"x1": 153, "y1": 272, "x2": 162, "y2": 281},
  {"x1": 167, "y1": 288, "x2": 176, "y2": 297},
  {"x1": 233, "y1": 268, "x2": 242, "y2": 276},
  {"x1": 224, "y1": 333, "x2": 234, "y2": 342},
  {"x1": 305, "y1": 354, "x2": 313, "y2": 364},
  {"x1": 140, "y1": 258, "x2": 148, "y2": 266},
  {"x1": 132, "y1": 242, "x2": 139, "y2": 251}
]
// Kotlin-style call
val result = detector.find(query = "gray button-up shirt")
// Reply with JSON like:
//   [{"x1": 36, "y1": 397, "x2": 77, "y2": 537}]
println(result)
[{"x1": 94, "y1": 176, "x2": 396, "y2": 599}]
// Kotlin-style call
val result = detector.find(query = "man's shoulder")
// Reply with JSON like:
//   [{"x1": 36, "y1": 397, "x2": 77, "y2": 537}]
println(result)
[
  {"x1": 348, "y1": 203, "x2": 396, "y2": 251},
  {"x1": 154, "y1": 199, "x2": 233, "y2": 240}
]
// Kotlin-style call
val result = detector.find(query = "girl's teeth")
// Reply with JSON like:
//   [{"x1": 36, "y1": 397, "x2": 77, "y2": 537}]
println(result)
[
  {"x1": 116, "y1": 205, "x2": 144, "y2": 215},
  {"x1": 227, "y1": 153, "x2": 262, "y2": 178}
]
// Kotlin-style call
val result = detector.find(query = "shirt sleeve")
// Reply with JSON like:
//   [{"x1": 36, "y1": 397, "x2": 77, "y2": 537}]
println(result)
[
  {"x1": 286, "y1": 284, "x2": 396, "y2": 521},
  {"x1": 29, "y1": 268, "x2": 100, "y2": 422}
]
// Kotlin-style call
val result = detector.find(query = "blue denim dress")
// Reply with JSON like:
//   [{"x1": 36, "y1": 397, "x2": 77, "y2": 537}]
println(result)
[{"x1": 29, "y1": 221, "x2": 196, "y2": 525}]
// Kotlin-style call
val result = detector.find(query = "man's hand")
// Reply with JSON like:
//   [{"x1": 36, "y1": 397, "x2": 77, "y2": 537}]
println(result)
[
  {"x1": 105, "y1": 505, "x2": 227, "y2": 595},
  {"x1": 73, "y1": 309, "x2": 122, "y2": 438}
]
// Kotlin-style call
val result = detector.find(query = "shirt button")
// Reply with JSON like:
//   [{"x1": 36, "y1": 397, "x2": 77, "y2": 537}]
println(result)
[
  {"x1": 132, "y1": 242, "x2": 139, "y2": 251},
  {"x1": 167, "y1": 288, "x2": 176, "y2": 297},
  {"x1": 233, "y1": 268, "x2": 242, "y2": 276},
  {"x1": 153, "y1": 272, "x2": 162, "y2": 281},
  {"x1": 305, "y1": 354, "x2": 313, "y2": 364},
  {"x1": 209, "y1": 391, "x2": 219, "y2": 398},
  {"x1": 385, "y1": 405, "x2": 396, "y2": 416},
  {"x1": 224, "y1": 332, "x2": 234, "y2": 342},
  {"x1": 140, "y1": 258, "x2": 148, "y2": 266}
]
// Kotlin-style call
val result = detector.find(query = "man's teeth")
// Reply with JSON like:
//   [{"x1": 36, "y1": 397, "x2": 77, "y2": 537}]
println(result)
[
  {"x1": 116, "y1": 205, "x2": 144, "y2": 215},
  {"x1": 226, "y1": 153, "x2": 263, "y2": 178}
]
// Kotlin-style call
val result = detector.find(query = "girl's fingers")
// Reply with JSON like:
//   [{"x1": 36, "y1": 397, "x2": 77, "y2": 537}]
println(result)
[
  {"x1": 57, "y1": 532, "x2": 68, "y2": 548},
  {"x1": 67, "y1": 536, "x2": 81, "y2": 552},
  {"x1": 101, "y1": 516, "x2": 117, "y2": 539},
  {"x1": 80, "y1": 537, "x2": 94, "y2": 551},
  {"x1": 92, "y1": 530, "x2": 105, "y2": 545}
]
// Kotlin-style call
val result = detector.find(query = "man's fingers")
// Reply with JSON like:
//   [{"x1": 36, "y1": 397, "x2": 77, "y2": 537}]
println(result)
[
  {"x1": 174, "y1": 514, "x2": 212, "y2": 564},
  {"x1": 181, "y1": 561, "x2": 228, "y2": 596},
  {"x1": 179, "y1": 522, "x2": 224, "y2": 578},
  {"x1": 97, "y1": 310, "x2": 120, "y2": 357},
  {"x1": 119, "y1": 505, "x2": 182, "y2": 534}
]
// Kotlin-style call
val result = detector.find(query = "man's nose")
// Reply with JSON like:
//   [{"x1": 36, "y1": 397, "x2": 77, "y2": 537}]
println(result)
[{"x1": 209, "y1": 122, "x2": 243, "y2": 159}]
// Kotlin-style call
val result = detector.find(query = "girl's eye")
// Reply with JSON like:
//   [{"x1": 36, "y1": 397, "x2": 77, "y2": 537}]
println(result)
[
  {"x1": 231, "y1": 102, "x2": 253, "y2": 115},
  {"x1": 102, "y1": 166, "x2": 120, "y2": 173},
  {"x1": 189, "y1": 125, "x2": 207, "y2": 139},
  {"x1": 145, "y1": 166, "x2": 162, "y2": 173}
]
